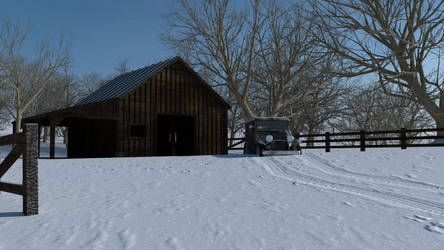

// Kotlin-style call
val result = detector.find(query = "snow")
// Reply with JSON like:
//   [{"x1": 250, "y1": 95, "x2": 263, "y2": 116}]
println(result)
[{"x1": 1, "y1": 148, "x2": 444, "y2": 249}]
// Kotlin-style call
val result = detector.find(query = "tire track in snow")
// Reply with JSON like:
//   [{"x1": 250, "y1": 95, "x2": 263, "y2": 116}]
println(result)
[
  {"x1": 301, "y1": 153, "x2": 444, "y2": 194},
  {"x1": 254, "y1": 157, "x2": 444, "y2": 217}
]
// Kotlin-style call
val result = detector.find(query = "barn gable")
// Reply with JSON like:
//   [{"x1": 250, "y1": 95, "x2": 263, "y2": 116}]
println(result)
[{"x1": 76, "y1": 57, "x2": 230, "y2": 109}]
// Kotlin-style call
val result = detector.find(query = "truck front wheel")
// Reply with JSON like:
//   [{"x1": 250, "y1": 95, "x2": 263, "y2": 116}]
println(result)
[{"x1": 256, "y1": 145, "x2": 264, "y2": 157}]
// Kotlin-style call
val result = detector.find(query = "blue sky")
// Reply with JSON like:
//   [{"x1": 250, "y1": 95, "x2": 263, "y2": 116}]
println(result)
[{"x1": 1, "y1": 0, "x2": 177, "y2": 76}]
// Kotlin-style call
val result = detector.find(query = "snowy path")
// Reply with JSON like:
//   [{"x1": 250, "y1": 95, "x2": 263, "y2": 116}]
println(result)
[
  {"x1": 256, "y1": 155, "x2": 444, "y2": 216},
  {"x1": 1, "y1": 148, "x2": 444, "y2": 249}
]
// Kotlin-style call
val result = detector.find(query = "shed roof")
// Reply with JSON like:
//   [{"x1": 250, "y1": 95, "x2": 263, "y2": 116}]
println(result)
[{"x1": 75, "y1": 56, "x2": 230, "y2": 108}]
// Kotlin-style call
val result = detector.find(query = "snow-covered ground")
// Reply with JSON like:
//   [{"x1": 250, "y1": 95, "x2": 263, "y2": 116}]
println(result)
[{"x1": 1, "y1": 148, "x2": 444, "y2": 249}]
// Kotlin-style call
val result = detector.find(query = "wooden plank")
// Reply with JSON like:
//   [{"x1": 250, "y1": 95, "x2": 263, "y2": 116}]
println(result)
[
  {"x1": 223, "y1": 111, "x2": 228, "y2": 154},
  {"x1": 194, "y1": 81, "x2": 198, "y2": 154},
  {"x1": 122, "y1": 98, "x2": 126, "y2": 155},
  {"x1": 144, "y1": 81, "x2": 149, "y2": 155},
  {"x1": 38, "y1": 126, "x2": 41, "y2": 157},
  {"x1": 185, "y1": 71, "x2": 189, "y2": 114},
  {"x1": 167, "y1": 67, "x2": 171, "y2": 114},
  {"x1": 197, "y1": 86, "x2": 202, "y2": 154},
  {"x1": 228, "y1": 139, "x2": 245, "y2": 148},
  {"x1": 150, "y1": 79, "x2": 155, "y2": 155},
  {"x1": 160, "y1": 70, "x2": 165, "y2": 114},
  {"x1": 124, "y1": 97, "x2": 129, "y2": 156},
  {"x1": 325, "y1": 132, "x2": 331, "y2": 152},
  {"x1": 0, "y1": 144, "x2": 25, "y2": 178},
  {"x1": 180, "y1": 67, "x2": 184, "y2": 114},
  {"x1": 217, "y1": 109, "x2": 221, "y2": 154},
  {"x1": 116, "y1": 100, "x2": 123, "y2": 156},
  {"x1": 0, "y1": 133, "x2": 25, "y2": 146},
  {"x1": 201, "y1": 87, "x2": 205, "y2": 154},
  {"x1": 154, "y1": 75, "x2": 160, "y2": 155},
  {"x1": 135, "y1": 89, "x2": 140, "y2": 156},
  {"x1": 23, "y1": 123, "x2": 38, "y2": 215},
  {"x1": 172, "y1": 66, "x2": 176, "y2": 114},
  {"x1": 360, "y1": 130, "x2": 366, "y2": 152},
  {"x1": 209, "y1": 100, "x2": 213, "y2": 154},
  {"x1": 205, "y1": 95, "x2": 209, "y2": 155},
  {"x1": 0, "y1": 182, "x2": 23, "y2": 195}
]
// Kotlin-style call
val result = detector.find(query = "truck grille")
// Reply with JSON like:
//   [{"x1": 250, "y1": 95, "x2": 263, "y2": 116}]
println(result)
[
  {"x1": 271, "y1": 140, "x2": 288, "y2": 150},
  {"x1": 271, "y1": 131, "x2": 287, "y2": 140}
]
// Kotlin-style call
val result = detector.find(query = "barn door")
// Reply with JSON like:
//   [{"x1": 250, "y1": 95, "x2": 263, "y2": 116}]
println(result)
[{"x1": 157, "y1": 115, "x2": 194, "y2": 156}]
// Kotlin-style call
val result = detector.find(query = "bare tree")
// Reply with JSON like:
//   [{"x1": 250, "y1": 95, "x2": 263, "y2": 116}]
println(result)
[
  {"x1": 310, "y1": 0, "x2": 444, "y2": 133},
  {"x1": 330, "y1": 84, "x2": 432, "y2": 144},
  {"x1": 114, "y1": 59, "x2": 129, "y2": 75},
  {"x1": 0, "y1": 20, "x2": 70, "y2": 132},
  {"x1": 80, "y1": 71, "x2": 107, "y2": 95},
  {"x1": 162, "y1": 0, "x2": 264, "y2": 119},
  {"x1": 252, "y1": 3, "x2": 326, "y2": 117}
]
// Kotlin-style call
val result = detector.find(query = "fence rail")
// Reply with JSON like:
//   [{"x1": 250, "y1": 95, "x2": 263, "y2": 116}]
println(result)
[
  {"x1": 228, "y1": 127, "x2": 444, "y2": 152},
  {"x1": 0, "y1": 123, "x2": 38, "y2": 216},
  {"x1": 297, "y1": 128, "x2": 444, "y2": 152},
  {"x1": 228, "y1": 138, "x2": 245, "y2": 150}
]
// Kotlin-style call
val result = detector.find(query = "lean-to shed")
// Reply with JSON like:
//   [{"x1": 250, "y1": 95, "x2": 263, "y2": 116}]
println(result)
[{"x1": 18, "y1": 57, "x2": 230, "y2": 158}]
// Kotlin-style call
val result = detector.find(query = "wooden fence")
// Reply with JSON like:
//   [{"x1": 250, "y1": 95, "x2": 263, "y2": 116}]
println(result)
[
  {"x1": 0, "y1": 123, "x2": 38, "y2": 216},
  {"x1": 228, "y1": 128, "x2": 444, "y2": 152},
  {"x1": 227, "y1": 138, "x2": 245, "y2": 150}
]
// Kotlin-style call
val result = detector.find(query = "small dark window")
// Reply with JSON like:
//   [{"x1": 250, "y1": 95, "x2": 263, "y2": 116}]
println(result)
[{"x1": 130, "y1": 125, "x2": 146, "y2": 137}]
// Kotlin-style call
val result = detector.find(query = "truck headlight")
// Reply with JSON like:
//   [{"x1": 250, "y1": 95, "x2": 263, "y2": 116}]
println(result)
[
  {"x1": 266, "y1": 135, "x2": 273, "y2": 143},
  {"x1": 287, "y1": 135, "x2": 295, "y2": 143}
]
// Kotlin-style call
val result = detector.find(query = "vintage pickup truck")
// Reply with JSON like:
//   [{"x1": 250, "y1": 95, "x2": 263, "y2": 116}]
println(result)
[{"x1": 243, "y1": 117, "x2": 302, "y2": 156}]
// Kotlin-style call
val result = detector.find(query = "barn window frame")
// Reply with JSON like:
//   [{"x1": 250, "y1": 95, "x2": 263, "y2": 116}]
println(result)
[{"x1": 129, "y1": 124, "x2": 147, "y2": 138}]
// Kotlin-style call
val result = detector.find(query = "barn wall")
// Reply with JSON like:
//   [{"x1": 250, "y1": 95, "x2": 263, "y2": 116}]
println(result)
[{"x1": 118, "y1": 61, "x2": 228, "y2": 156}]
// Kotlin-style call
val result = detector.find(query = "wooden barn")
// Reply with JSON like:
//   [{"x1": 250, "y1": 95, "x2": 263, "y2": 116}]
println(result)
[{"x1": 18, "y1": 57, "x2": 230, "y2": 158}]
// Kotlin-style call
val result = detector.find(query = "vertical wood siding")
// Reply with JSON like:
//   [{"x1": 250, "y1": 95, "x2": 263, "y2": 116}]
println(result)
[{"x1": 118, "y1": 61, "x2": 228, "y2": 156}]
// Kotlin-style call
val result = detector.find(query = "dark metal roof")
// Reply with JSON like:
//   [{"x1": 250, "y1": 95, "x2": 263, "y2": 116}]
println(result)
[{"x1": 75, "y1": 57, "x2": 179, "y2": 106}]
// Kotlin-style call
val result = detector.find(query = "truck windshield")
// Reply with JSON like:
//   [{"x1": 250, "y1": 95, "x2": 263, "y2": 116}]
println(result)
[{"x1": 256, "y1": 120, "x2": 288, "y2": 131}]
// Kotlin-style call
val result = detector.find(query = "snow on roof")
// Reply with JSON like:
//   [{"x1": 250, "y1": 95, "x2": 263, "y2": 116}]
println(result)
[{"x1": 246, "y1": 117, "x2": 290, "y2": 123}]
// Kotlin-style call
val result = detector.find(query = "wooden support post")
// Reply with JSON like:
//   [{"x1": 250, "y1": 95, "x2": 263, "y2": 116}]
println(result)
[
  {"x1": 400, "y1": 128, "x2": 407, "y2": 149},
  {"x1": 23, "y1": 124, "x2": 38, "y2": 215},
  {"x1": 50, "y1": 125, "x2": 55, "y2": 159},
  {"x1": 360, "y1": 130, "x2": 366, "y2": 152},
  {"x1": 38, "y1": 125, "x2": 41, "y2": 158},
  {"x1": 325, "y1": 132, "x2": 331, "y2": 152}
]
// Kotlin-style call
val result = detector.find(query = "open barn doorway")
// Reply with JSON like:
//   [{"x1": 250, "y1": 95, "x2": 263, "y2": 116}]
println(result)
[
  {"x1": 67, "y1": 118, "x2": 117, "y2": 158},
  {"x1": 157, "y1": 115, "x2": 195, "y2": 156}
]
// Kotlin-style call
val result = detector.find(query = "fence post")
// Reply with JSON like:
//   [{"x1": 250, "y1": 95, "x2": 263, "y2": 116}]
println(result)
[
  {"x1": 325, "y1": 132, "x2": 330, "y2": 152},
  {"x1": 400, "y1": 128, "x2": 407, "y2": 149},
  {"x1": 360, "y1": 130, "x2": 366, "y2": 152},
  {"x1": 23, "y1": 123, "x2": 38, "y2": 216}
]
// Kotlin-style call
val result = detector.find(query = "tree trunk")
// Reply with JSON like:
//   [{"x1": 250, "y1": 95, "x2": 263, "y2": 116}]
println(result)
[
  {"x1": 43, "y1": 127, "x2": 48, "y2": 143},
  {"x1": 15, "y1": 113, "x2": 22, "y2": 133},
  {"x1": 239, "y1": 100, "x2": 255, "y2": 121},
  {"x1": 63, "y1": 128, "x2": 68, "y2": 145}
]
